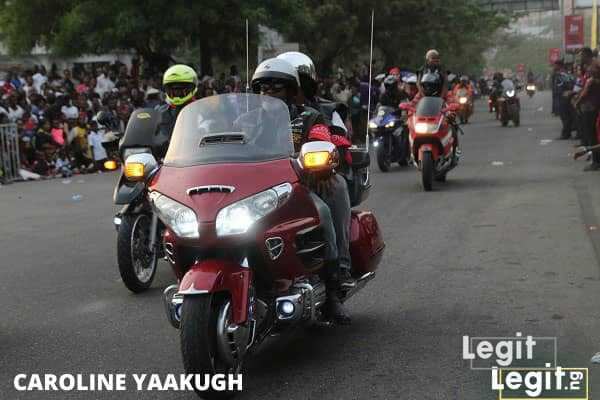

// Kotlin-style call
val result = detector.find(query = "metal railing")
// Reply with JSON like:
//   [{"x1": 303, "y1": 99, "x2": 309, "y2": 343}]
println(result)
[{"x1": 0, "y1": 123, "x2": 20, "y2": 183}]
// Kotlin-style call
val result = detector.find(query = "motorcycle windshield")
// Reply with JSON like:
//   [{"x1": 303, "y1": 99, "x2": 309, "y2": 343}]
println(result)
[
  {"x1": 164, "y1": 94, "x2": 294, "y2": 167},
  {"x1": 415, "y1": 97, "x2": 444, "y2": 117}
]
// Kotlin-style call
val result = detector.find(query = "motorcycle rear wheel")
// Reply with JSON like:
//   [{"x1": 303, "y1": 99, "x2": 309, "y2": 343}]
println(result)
[
  {"x1": 117, "y1": 213, "x2": 158, "y2": 293},
  {"x1": 181, "y1": 295, "x2": 246, "y2": 399},
  {"x1": 421, "y1": 152, "x2": 434, "y2": 191}
]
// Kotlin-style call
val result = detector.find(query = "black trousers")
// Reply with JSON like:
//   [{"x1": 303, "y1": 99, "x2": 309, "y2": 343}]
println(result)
[{"x1": 558, "y1": 95, "x2": 574, "y2": 138}]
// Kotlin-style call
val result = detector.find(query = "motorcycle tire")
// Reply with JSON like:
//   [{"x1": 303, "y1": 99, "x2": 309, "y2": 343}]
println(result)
[
  {"x1": 117, "y1": 213, "x2": 158, "y2": 293},
  {"x1": 376, "y1": 145, "x2": 391, "y2": 172},
  {"x1": 514, "y1": 113, "x2": 520, "y2": 127},
  {"x1": 181, "y1": 295, "x2": 243, "y2": 399},
  {"x1": 435, "y1": 172, "x2": 447, "y2": 182},
  {"x1": 501, "y1": 119, "x2": 508, "y2": 127},
  {"x1": 421, "y1": 152, "x2": 434, "y2": 191}
]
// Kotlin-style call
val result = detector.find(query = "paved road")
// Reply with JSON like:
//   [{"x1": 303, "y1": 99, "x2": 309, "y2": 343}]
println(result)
[{"x1": 2, "y1": 91, "x2": 600, "y2": 399}]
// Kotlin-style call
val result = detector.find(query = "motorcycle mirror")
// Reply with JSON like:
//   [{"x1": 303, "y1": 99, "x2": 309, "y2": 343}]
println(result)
[
  {"x1": 300, "y1": 141, "x2": 337, "y2": 172},
  {"x1": 124, "y1": 153, "x2": 158, "y2": 182}
]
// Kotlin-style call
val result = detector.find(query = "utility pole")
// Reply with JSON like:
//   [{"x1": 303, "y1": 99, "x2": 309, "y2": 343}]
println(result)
[{"x1": 592, "y1": 0, "x2": 598, "y2": 50}]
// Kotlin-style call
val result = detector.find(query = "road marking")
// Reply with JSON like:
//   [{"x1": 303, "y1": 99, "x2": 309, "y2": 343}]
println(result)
[
  {"x1": 540, "y1": 139, "x2": 553, "y2": 145},
  {"x1": 492, "y1": 161, "x2": 504, "y2": 166}
]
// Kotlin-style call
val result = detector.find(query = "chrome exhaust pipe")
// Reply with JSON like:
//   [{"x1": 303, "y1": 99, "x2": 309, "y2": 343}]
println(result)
[{"x1": 163, "y1": 284, "x2": 183, "y2": 329}]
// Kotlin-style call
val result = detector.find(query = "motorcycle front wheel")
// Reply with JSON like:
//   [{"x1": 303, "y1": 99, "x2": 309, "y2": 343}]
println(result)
[
  {"x1": 117, "y1": 213, "x2": 158, "y2": 293},
  {"x1": 421, "y1": 152, "x2": 434, "y2": 191},
  {"x1": 181, "y1": 295, "x2": 247, "y2": 399},
  {"x1": 376, "y1": 139, "x2": 391, "y2": 172}
]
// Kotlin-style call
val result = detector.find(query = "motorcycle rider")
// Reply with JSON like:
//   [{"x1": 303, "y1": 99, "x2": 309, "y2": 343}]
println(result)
[
  {"x1": 156, "y1": 64, "x2": 198, "y2": 153},
  {"x1": 277, "y1": 51, "x2": 349, "y2": 135},
  {"x1": 453, "y1": 76, "x2": 474, "y2": 98},
  {"x1": 490, "y1": 72, "x2": 504, "y2": 118},
  {"x1": 379, "y1": 74, "x2": 407, "y2": 107},
  {"x1": 251, "y1": 57, "x2": 354, "y2": 324},
  {"x1": 417, "y1": 49, "x2": 448, "y2": 98},
  {"x1": 402, "y1": 74, "x2": 419, "y2": 100},
  {"x1": 452, "y1": 76, "x2": 474, "y2": 119}
]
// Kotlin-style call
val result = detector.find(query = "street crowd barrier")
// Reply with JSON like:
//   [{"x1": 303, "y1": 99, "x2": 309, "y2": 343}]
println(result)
[{"x1": 0, "y1": 123, "x2": 20, "y2": 183}]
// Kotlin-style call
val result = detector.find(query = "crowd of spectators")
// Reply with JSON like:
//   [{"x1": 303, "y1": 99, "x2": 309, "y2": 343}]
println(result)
[
  {"x1": 0, "y1": 61, "x2": 246, "y2": 181},
  {"x1": 551, "y1": 47, "x2": 600, "y2": 170}
]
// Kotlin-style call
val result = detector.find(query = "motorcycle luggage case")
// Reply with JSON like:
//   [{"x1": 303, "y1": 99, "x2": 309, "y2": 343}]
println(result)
[{"x1": 350, "y1": 210, "x2": 385, "y2": 276}]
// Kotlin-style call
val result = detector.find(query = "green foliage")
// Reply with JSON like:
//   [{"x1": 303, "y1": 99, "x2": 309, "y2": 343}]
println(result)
[{"x1": 0, "y1": 0, "x2": 509, "y2": 75}]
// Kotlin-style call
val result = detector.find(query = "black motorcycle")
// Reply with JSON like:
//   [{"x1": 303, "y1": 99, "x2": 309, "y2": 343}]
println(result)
[
  {"x1": 103, "y1": 109, "x2": 169, "y2": 293},
  {"x1": 498, "y1": 86, "x2": 521, "y2": 127},
  {"x1": 368, "y1": 105, "x2": 410, "y2": 172}
]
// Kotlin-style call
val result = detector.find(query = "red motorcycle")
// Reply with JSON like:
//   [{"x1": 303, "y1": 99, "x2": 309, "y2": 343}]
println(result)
[
  {"x1": 126, "y1": 94, "x2": 383, "y2": 397},
  {"x1": 400, "y1": 97, "x2": 460, "y2": 191}
]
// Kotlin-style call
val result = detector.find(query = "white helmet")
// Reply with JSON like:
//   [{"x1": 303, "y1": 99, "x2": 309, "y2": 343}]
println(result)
[
  {"x1": 251, "y1": 58, "x2": 300, "y2": 94},
  {"x1": 276, "y1": 51, "x2": 317, "y2": 81}
]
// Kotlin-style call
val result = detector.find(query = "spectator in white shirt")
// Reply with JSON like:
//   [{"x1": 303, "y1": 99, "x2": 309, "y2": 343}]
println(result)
[
  {"x1": 61, "y1": 97, "x2": 79, "y2": 120},
  {"x1": 6, "y1": 96, "x2": 25, "y2": 122},
  {"x1": 88, "y1": 122, "x2": 108, "y2": 170}
]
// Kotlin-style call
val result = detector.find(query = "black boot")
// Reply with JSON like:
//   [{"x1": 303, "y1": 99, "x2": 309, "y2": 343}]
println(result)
[{"x1": 324, "y1": 291, "x2": 351, "y2": 325}]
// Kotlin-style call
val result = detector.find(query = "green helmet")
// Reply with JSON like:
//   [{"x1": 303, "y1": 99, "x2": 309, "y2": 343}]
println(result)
[{"x1": 162, "y1": 64, "x2": 198, "y2": 106}]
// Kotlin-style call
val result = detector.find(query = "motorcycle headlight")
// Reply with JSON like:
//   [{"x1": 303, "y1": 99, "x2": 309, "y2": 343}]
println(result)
[
  {"x1": 216, "y1": 184, "x2": 291, "y2": 236},
  {"x1": 384, "y1": 121, "x2": 395, "y2": 128},
  {"x1": 149, "y1": 192, "x2": 199, "y2": 238},
  {"x1": 506, "y1": 90, "x2": 515, "y2": 98},
  {"x1": 414, "y1": 122, "x2": 439, "y2": 134},
  {"x1": 527, "y1": 85, "x2": 536, "y2": 91},
  {"x1": 459, "y1": 97, "x2": 468, "y2": 104},
  {"x1": 368, "y1": 121, "x2": 378, "y2": 129}
]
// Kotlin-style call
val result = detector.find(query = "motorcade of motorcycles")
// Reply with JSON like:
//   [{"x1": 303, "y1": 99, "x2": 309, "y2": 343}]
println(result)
[
  {"x1": 143, "y1": 94, "x2": 383, "y2": 398},
  {"x1": 106, "y1": 108, "x2": 170, "y2": 293},
  {"x1": 455, "y1": 88, "x2": 473, "y2": 124},
  {"x1": 368, "y1": 104, "x2": 410, "y2": 171},
  {"x1": 497, "y1": 83, "x2": 521, "y2": 127},
  {"x1": 400, "y1": 97, "x2": 461, "y2": 191}
]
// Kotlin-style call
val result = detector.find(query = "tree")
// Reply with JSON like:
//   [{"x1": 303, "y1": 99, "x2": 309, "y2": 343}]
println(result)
[
  {"x1": 0, "y1": 0, "x2": 299, "y2": 75},
  {"x1": 279, "y1": 0, "x2": 509, "y2": 75}
]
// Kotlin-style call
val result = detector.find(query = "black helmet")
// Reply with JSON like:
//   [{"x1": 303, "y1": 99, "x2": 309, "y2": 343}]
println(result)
[{"x1": 420, "y1": 71, "x2": 442, "y2": 96}]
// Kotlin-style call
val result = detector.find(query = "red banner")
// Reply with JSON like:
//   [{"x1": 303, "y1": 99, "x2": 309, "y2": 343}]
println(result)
[
  {"x1": 548, "y1": 48, "x2": 561, "y2": 64},
  {"x1": 565, "y1": 15, "x2": 585, "y2": 50}
]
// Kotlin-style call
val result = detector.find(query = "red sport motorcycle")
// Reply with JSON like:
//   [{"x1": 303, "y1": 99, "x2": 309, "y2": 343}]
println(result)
[
  {"x1": 126, "y1": 94, "x2": 383, "y2": 398},
  {"x1": 400, "y1": 97, "x2": 460, "y2": 191}
]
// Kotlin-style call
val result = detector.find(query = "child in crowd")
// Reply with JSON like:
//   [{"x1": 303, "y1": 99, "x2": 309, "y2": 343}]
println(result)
[
  {"x1": 54, "y1": 149, "x2": 73, "y2": 177},
  {"x1": 87, "y1": 121, "x2": 107, "y2": 171}
]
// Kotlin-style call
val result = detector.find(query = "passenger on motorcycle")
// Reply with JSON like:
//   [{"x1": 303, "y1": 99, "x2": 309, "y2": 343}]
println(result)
[
  {"x1": 251, "y1": 57, "x2": 354, "y2": 324},
  {"x1": 417, "y1": 49, "x2": 449, "y2": 98}
]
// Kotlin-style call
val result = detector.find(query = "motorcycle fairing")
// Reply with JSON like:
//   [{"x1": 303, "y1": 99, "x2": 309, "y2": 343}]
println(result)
[{"x1": 113, "y1": 172, "x2": 145, "y2": 204}]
